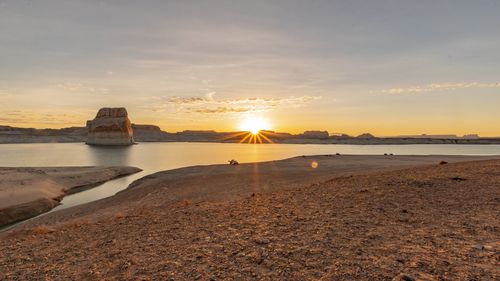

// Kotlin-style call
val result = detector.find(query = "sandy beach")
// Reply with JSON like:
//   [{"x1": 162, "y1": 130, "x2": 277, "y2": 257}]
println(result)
[
  {"x1": 1, "y1": 155, "x2": 499, "y2": 280},
  {"x1": 0, "y1": 166, "x2": 141, "y2": 227}
]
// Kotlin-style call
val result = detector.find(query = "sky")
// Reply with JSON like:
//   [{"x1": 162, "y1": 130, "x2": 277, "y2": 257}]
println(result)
[{"x1": 1, "y1": 0, "x2": 499, "y2": 136}]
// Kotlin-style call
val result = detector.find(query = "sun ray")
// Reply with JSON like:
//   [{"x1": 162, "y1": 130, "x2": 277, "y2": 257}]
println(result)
[
  {"x1": 239, "y1": 133, "x2": 253, "y2": 143},
  {"x1": 235, "y1": 130, "x2": 275, "y2": 144},
  {"x1": 259, "y1": 132, "x2": 273, "y2": 143},
  {"x1": 222, "y1": 131, "x2": 249, "y2": 141},
  {"x1": 256, "y1": 134, "x2": 263, "y2": 144}
]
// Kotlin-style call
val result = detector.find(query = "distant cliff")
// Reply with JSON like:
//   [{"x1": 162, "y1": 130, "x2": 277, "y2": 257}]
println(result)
[
  {"x1": 0, "y1": 125, "x2": 87, "y2": 143},
  {"x1": 1, "y1": 125, "x2": 500, "y2": 145}
]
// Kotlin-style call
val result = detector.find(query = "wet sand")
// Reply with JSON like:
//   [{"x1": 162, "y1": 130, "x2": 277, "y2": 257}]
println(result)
[{"x1": 1, "y1": 155, "x2": 499, "y2": 280}]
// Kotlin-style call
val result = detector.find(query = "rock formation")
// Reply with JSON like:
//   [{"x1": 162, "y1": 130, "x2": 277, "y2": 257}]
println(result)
[
  {"x1": 356, "y1": 133, "x2": 375, "y2": 139},
  {"x1": 86, "y1": 107, "x2": 134, "y2": 145},
  {"x1": 131, "y1": 124, "x2": 169, "y2": 142},
  {"x1": 300, "y1": 130, "x2": 330, "y2": 139}
]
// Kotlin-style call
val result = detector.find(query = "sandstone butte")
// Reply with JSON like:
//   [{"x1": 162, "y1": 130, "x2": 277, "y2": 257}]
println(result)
[{"x1": 86, "y1": 107, "x2": 134, "y2": 146}]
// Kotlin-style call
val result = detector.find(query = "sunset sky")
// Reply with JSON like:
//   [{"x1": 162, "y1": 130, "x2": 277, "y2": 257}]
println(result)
[{"x1": 1, "y1": 1, "x2": 499, "y2": 136}]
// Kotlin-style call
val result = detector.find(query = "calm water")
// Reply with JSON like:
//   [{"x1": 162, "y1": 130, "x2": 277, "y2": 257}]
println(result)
[{"x1": 1, "y1": 142, "x2": 500, "y2": 212}]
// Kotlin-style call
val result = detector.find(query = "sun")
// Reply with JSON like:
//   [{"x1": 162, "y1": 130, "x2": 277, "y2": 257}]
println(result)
[
  {"x1": 227, "y1": 116, "x2": 274, "y2": 144},
  {"x1": 239, "y1": 116, "x2": 271, "y2": 135}
]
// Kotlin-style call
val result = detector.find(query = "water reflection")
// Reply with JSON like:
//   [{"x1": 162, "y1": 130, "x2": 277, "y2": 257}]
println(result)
[{"x1": 86, "y1": 144, "x2": 132, "y2": 167}]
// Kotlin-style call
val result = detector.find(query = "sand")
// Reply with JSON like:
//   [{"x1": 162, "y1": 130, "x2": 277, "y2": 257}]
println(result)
[
  {"x1": 8, "y1": 155, "x2": 495, "y2": 228},
  {"x1": 0, "y1": 155, "x2": 499, "y2": 280},
  {"x1": 0, "y1": 166, "x2": 141, "y2": 227}
]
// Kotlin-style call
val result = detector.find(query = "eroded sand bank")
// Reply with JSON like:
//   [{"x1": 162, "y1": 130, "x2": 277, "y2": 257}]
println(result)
[{"x1": 0, "y1": 166, "x2": 141, "y2": 226}]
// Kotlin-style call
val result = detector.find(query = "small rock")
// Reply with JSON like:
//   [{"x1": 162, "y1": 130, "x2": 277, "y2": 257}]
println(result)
[
  {"x1": 401, "y1": 275, "x2": 415, "y2": 281},
  {"x1": 472, "y1": 244, "x2": 494, "y2": 251},
  {"x1": 472, "y1": 244, "x2": 484, "y2": 250},
  {"x1": 255, "y1": 238, "x2": 270, "y2": 245},
  {"x1": 398, "y1": 213, "x2": 410, "y2": 222},
  {"x1": 483, "y1": 245, "x2": 494, "y2": 251},
  {"x1": 246, "y1": 251, "x2": 263, "y2": 264}
]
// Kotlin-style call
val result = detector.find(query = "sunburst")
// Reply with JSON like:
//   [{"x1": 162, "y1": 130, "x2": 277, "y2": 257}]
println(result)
[
  {"x1": 238, "y1": 130, "x2": 274, "y2": 144},
  {"x1": 220, "y1": 116, "x2": 275, "y2": 144},
  {"x1": 237, "y1": 116, "x2": 273, "y2": 144},
  {"x1": 239, "y1": 116, "x2": 270, "y2": 135}
]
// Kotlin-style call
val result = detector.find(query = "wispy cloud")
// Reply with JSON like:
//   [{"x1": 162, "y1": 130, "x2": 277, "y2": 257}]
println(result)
[
  {"x1": 376, "y1": 82, "x2": 500, "y2": 95},
  {"x1": 0, "y1": 90, "x2": 12, "y2": 97},
  {"x1": 166, "y1": 92, "x2": 216, "y2": 105},
  {"x1": 0, "y1": 90, "x2": 13, "y2": 106},
  {"x1": 57, "y1": 82, "x2": 109, "y2": 95},
  {"x1": 190, "y1": 107, "x2": 252, "y2": 114},
  {"x1": 0, "y1": 110, "x2": 84, "y2": 127},
  {"x1": 152, "y1": 93, "x2": 321, "y2": 115}
]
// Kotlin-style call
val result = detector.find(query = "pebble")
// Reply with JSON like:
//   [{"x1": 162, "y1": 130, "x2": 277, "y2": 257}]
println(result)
[
  {"x1": 472, "y1": 244, "x2": 494, "y2": 251},
  {"x1": 255, "y1": 238, "x2": 270, "y2": 245},
  {"x1": 401, "y1": 275, "x2": 415, "y2": 281},
  {"x1": 398, "y1": 213, "x2": 410, "y2": 222}
]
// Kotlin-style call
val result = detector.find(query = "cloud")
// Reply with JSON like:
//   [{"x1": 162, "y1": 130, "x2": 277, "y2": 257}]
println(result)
[
  {"x1": 0, "y1": 90, "x2": 12, "y2": 97},
  {"x1": 0, "y1": 110, "x2": 84, "y2": 126},
  {"x1": 190, "y1": 107, "x2": 252, "y2": 114},
  {"x1": 0, "y1": 90, "x2": 13, "y2": 106},
  {"x1": 164, "y1": 92, "x2": 217, "y2": 105},
  {"x1": 57, "y1": 82, "x2": 109, "y2": 95},
  {"x1": 377, "y1": 82, "x2": 500, "y2": 95},
  {"x1": 167, "y1": 97, "x2": 209, "y2": 105},
  {"x1": 155, "y1": 93, "x2": 321, "y2": 114}
]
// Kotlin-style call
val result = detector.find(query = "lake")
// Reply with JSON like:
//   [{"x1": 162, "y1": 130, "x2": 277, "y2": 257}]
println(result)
[{"x1": 1, "y1": 142, "x2": 500, "y2": 212}]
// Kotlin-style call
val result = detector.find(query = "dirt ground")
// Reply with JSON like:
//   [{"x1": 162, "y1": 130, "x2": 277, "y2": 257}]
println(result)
[{"x1": 0, "y1": 159, "x2": 499, "y2": 280}]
